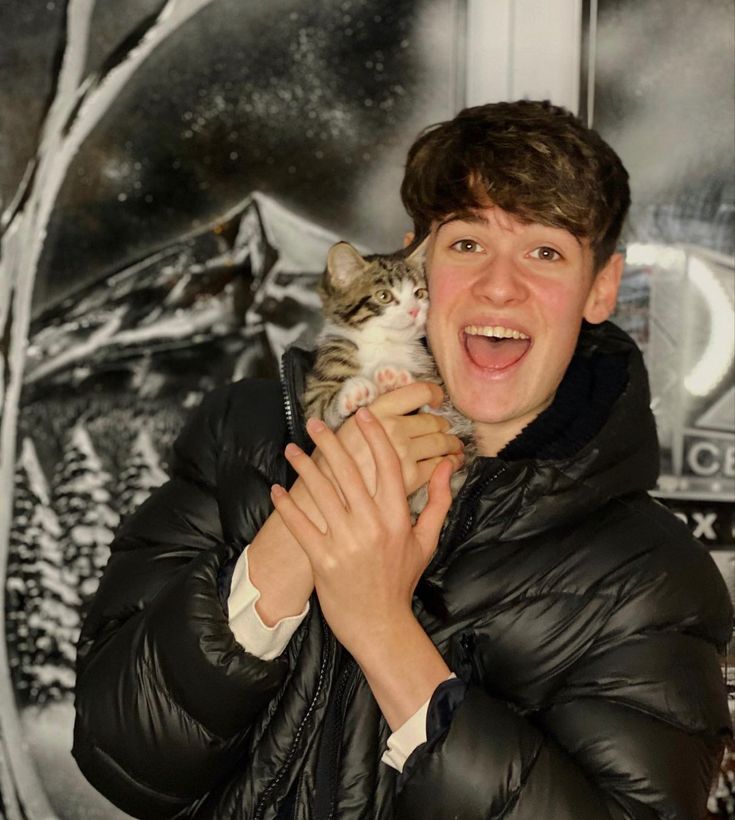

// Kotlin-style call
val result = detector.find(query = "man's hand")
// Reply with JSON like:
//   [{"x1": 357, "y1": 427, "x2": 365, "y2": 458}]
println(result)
[
  {"x1": 271, "y1": 410, "x2": 453, "y2": 656},
  {"x1": 246, "y1": 381, "x2": 462, "y2": 627},
  {"x1": 271, "y1": 408, "x2": 454, "y2": 727},
  {"x1": 321, "y1": 381, "x2": 465, "y2": 498}
]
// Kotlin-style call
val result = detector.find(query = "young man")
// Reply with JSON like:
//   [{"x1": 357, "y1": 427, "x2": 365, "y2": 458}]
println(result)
[{"x1": 73, "y1": 101, "x2": 732, "y2": 819}]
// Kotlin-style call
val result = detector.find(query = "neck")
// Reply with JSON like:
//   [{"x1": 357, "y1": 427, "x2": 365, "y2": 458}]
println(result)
[{"x1": 472, "y1": 398, "x2": 554, "y2": 457}]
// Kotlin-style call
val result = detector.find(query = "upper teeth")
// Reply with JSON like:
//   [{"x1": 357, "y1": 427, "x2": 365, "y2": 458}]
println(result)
[{"x1": 464, "y1": 325, "x2": 529, "y2": 340}]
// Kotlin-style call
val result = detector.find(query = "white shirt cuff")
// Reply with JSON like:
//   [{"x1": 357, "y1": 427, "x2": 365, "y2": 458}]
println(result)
[
  {"x1": 227, "y1": 545, "x2": 309, "y2": 661},
  {"x1": 380, "y1": 673, "x2": 457, "y2": 773}
]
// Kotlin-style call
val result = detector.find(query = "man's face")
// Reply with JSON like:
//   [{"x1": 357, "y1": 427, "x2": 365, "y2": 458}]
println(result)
[{"x1": 424, "y1": 206, "x2": 622, "y2": 455}]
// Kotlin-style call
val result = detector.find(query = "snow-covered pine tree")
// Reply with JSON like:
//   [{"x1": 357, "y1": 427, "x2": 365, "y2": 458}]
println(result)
[
  {"x1": 54, "y1": 425, "x2": 119, "y2": 613},
  {"x1": 117, "y1": 426, "x2": 168, "y2": 522},
  {"x1": 0, "y1": 3, "x2": 218, "y2": 814},
  {"x1": 6, "y1": 440, "x2": 39, "y2": 702},
  {"x1": 6, "y1": 438, "x2": 79, "y2": 705}
]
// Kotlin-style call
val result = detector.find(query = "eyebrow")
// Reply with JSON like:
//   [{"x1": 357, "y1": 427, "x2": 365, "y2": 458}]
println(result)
[{"x1": 436, "y1": 211, "x2": 489, "y2": 231}]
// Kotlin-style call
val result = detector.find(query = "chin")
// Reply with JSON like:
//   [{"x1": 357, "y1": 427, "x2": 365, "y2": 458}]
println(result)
[{"x1": 448, "y1": 384, "x2": 527, "y2": 425}]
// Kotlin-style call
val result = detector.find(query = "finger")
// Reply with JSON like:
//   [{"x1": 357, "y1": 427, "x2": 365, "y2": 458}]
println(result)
[
  {"x1": 383, "y1": 411, "x2": 451, "y2": 438},
  {"x1": 414, "y1": 459, "x2": 454, "y2": 559},
  {"x1": 369, "y1": 381, "x2": 444, "y2": 415},
  {"x1": 413, "y1": 452, "x2": 465, "y2": 487},
  {"x1": 305, "y1": 417, "x2": 374, "y2": 510},
  {"x1": 284, "y1": 441, "x2": 350, "y2": 525},
  {"x1": 311, "y1": 450, "x2": 347, "y2": 506},
  {"x1": 270, "y1": 484, "x2": 326, "y2": 559},
  {"x1": 409, "y1": 432, "x2": 464, "y2": 463},
  {"x1": 354, "y1": 407, "x2": 405, "y2": 502}
]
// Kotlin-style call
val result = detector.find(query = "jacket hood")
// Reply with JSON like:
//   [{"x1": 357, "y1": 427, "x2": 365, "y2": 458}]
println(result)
[{"x1": 281, "y1": 321, "x2": 660, "y2": 542}]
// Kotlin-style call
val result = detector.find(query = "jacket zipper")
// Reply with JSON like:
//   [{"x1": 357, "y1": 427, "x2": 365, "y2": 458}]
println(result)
[
  {"x1": 421, "y1": 462, "x2": 506, "y2": 583},
  {"x1": 455, "y1": 465, "x2": 507, "y2": 544},
  {"x1": 253, "y1": 621, "x2": 334, "y2": 820},
  {"x1": 324, "y1": 659, "x2": 358, "y2": 820},
  {"x1": 279, "y1": 354, "x2": 299, "y2": 446}
]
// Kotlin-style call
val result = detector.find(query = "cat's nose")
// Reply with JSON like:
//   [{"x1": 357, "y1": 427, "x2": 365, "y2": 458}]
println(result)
[{"x1": 409, "y1": 307, "x2": 420, "y2": 318}]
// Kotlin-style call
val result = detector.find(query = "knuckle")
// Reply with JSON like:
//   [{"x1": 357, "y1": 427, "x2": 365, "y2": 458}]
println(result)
[
  {"x1": 447, "y1": 434, "x2": 462, "y2": 450},
  {"x1": 382, "y1": 418, "x2": 398, "y2": 437},
  {"x1": 417, "y1": 382, "x2": 434, "y2": 403},
  {"x1": 394, "y1": 443, "x2": 409, "y2": 461},
  {"x1": 362, "y1": 521, "x2": 383, "y2": 543},
  {"x1": 387, "y1": 430, "x2": 403, "y2": 449},
  {"x1": 318, "y1": 553, "x2": 338, "y2": 573}
]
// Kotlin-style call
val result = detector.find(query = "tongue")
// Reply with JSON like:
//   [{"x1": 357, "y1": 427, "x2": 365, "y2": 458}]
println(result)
[{"x1": 465, "y1": 335, "x2": 530, "y2": 370}]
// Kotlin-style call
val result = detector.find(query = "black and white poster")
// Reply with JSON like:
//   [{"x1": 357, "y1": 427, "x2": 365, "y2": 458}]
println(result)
[
  {"x1": 594, "y1": 0, "x2": 734, "y2": 536},
  {"x1": 0, "y1": 1, "x2": 464, "y2": 816},
  {"x1": 0, "y1": 0, "x2": 733, "y2": 816},
  {"x1": 589, "y1": 2, "x2": 734, "y2": 814}
]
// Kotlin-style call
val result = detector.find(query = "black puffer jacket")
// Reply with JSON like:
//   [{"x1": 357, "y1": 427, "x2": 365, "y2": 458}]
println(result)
[{"x1": 73, "y1": 321, "x2": 732, "y2": 820}]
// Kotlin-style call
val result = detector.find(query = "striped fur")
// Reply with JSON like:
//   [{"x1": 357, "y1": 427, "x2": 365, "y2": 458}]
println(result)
[
  {"x1": 304, "y1": 242, "x2": 433, "y2": 427},
  {"x1": 303, "y1": 241, "x2": 476, "y2": 516}
]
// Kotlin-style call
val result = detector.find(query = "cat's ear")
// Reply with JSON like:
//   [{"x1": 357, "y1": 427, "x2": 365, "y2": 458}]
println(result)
[
  {"x1": 406, "y1": 235, "x2": 430, "y2": 264},
  {"x1": 326, "y1": 242, "x2": 367, "y2": 289}
]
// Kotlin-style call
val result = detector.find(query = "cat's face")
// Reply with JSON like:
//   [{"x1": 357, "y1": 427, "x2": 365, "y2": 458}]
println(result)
[
  {"x1": 365, "y1": 275, "x2": 428, "y2": 338},
  {"x1": 322, "y1": 243, "x2": 429, "y2": 339}
]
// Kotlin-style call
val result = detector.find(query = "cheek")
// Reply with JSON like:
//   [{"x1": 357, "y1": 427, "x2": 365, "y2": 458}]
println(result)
[
  {"x1": 427, "y1": 271, "x2": 462, "y2": 317},
  {"x1": 536, "y1": 279, "x2": 591, "y2": 323}
]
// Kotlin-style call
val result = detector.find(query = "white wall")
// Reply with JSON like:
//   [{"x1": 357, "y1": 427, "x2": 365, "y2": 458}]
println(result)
[{"x1": 464, "y1": 0, "x2": 583, "y2": 113}]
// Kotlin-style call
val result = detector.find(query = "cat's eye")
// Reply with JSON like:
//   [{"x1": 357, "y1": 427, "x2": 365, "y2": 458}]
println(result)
[
  {"x1": 414, "y1": 288, "x2": 428, "y2": 299},
  {"x1": 374, "y1": 289, "x2": 394, "y2": 303}
]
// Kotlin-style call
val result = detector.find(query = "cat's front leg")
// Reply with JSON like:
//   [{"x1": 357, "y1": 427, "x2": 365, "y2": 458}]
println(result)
[
  {"x1": 335, "y1": 376, "x2": 378, "y2": 421},
  {"x1": 373, "y1": 365, "x2": 414, "y2": 395}
]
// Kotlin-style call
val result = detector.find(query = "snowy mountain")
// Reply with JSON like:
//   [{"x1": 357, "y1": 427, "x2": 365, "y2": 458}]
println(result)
[{"x1": 24, "y1": 192, "x2": 340, "y2": 401}]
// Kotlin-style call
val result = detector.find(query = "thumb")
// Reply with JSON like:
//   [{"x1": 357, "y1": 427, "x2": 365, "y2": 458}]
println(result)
[{"x1": 414, "y1": 459, "x2": 454, "y2": 560}]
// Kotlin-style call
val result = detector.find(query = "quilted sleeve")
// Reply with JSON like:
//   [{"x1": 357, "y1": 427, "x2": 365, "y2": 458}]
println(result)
[
  {"x1": 396, "y1": 534, "x2": 732, "y2": 819},
  {"x1": 73, "y1": 383, "x2": 291, "y2": 819}
]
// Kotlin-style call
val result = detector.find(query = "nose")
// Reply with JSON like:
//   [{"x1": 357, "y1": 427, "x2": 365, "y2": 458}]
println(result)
[
  {"x1": 409, "y1": 306, "x2": 420, "y2": 318},
  {"x1": 472, "y1": 255, "x2": 527, "y2": 305}
]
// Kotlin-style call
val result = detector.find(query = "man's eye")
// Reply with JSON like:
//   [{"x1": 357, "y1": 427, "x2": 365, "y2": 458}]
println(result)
[
  {"x1": 531, "y1": 246, "x2": 561, "y2": 261},
  {"x1": 450, "y1": 239, "x2": 483, "y2": 253}
]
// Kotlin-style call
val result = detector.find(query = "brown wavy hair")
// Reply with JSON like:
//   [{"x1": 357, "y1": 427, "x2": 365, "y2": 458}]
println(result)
[{"x1": 401, "y1": 100, "x2": 630, "y2": 271}]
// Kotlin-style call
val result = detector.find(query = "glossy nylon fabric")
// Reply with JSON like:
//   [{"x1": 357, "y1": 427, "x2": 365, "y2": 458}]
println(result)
[{"x1": 73, "y1": 322, "x2": 732, "y2": 819}]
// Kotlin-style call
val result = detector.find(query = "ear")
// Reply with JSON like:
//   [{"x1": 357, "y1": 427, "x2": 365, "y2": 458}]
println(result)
[
  {"x1": 406, "y1": 234, "x2": 430, "y2": 264},
  {"x1": 326, "y1": 242, "x2": 367, "y2": 289},
  {"x1": 583, "y1": 252, "x2": 624, "y2": 324}
]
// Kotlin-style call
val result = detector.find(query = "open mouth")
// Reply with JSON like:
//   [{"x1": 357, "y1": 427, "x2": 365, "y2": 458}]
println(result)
[{"x1": 463, "y1": 325, "x2": 531, "y2": 371}]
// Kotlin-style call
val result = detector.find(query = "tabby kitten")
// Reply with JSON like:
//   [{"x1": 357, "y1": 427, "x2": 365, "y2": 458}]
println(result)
[{"x1": 303, "y1": 240, "x2": 475, "y2": 516}]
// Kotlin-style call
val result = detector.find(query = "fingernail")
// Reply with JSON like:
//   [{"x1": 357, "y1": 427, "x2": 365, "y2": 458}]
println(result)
[
  {"x1": 285, "y1": 443, "x2": 302, "y2": 458},
  {"x1": 271, "y1": 483, "x2": 286, "y2": 497},
  {"x1": 307, "y1": 417, "x2": 326, "y2": 434},
  {"x1": 356, "y1": 407, "x2": 374, "y2": 422}
]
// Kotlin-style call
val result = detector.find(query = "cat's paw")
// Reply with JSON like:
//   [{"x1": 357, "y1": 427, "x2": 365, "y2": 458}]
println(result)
[
  {"x1": 337, "y1": 377, "x2": 378, "y2": 418},
  {"x1": 374, "y1": 366, "x2": 414, "y2": 394}
]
